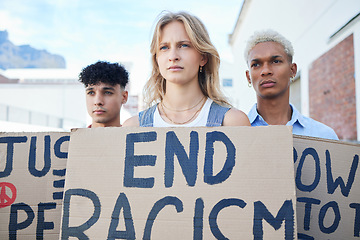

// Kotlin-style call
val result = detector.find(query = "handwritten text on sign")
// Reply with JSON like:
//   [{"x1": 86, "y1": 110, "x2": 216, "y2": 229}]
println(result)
[
  {"x1": 61, "y1": 126, "x2": 297, "y2": 239},
  {"x1": 294, "y1": 136, "x2": 360, "y2": 239},
  {"x1": 0, "y1": 132, "x2": 69, "y2": 240}
]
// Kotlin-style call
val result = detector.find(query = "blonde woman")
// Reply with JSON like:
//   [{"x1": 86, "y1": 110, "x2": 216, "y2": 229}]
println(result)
[{"x1": 123, "y1": 11, "x2": 250, "y2": 127}]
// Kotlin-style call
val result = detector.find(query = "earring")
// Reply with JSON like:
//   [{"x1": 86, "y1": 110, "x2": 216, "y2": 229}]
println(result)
[
  {"x1": 200, "y1": 66, "x2": 203, "y2": 73},
  {"x1": 248, "y1": 82, "x2": 252, "y2": 88}
]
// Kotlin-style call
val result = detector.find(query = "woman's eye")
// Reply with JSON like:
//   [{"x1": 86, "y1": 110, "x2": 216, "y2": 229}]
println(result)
[
  {"x1": 160, "y1": 45, "x2": 168, "y2": 51},
  {"x1": 180, "y1": 43, "x2": 189, "y2": 48}
]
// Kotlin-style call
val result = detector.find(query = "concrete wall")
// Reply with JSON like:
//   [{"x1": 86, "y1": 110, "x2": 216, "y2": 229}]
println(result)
[
  {"x1": 0, "y1": 83, "x2": 87, "y2": 130},
  {"x1": 0, "y1": 66, "x2": 137, "y2": 131},
  {"x1": 0, "y1": 68, "x2": 87, "y2": 130}
]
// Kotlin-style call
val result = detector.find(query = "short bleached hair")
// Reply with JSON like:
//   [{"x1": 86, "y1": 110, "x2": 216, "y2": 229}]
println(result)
[{"x1": 244, "y1": 29, "x2": 294, "y2": 64}]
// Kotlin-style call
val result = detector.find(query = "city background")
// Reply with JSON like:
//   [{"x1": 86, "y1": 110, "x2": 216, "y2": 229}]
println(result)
[{"x1": 1, "y1": 0, "x2": 359, "y2": 142}]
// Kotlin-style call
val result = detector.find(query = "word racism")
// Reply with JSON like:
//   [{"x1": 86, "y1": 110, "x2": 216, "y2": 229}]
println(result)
[
  {"x1": 0, "y1": 132, "x2": 69, "y2": 239},
  {"x1": 61, "y1": 127, "x2": 296, "y2": 239},
  {"x1": 62, "y1": 130, "x2": 295, "y2": 239}
]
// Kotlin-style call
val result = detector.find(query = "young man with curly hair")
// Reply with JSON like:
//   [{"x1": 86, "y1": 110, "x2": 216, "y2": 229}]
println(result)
[{"x1": 79, "y1": 61, "x2": 129, "y2": 128}]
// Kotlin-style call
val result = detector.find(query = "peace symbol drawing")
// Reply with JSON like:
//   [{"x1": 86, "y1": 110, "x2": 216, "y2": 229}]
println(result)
[{"x1": 0, "y1": 182, "x2": 17, "y2": 208}]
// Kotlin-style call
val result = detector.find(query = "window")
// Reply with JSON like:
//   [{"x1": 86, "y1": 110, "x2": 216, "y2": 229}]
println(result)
[{"x1": 222, "y1": 78, "x2": 233, "y2": 87}]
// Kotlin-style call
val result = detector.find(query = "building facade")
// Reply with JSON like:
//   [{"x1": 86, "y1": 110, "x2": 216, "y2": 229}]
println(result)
[
  {"x1": 0, "y1": 69, "x2": 87, "y2": 131},
  {"x1": 228, "y1": 0, "x2": 360, "y2": 141}
]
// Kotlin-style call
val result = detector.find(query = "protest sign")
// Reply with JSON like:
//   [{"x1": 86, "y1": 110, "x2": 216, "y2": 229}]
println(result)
[
  {"x1": 61, "y1": 126, "x2": 297, "y2": 239},
  {"x1": 294, "y1": 135, "x2": 360, "y2": 239},
  {"x1": 0, "y1": 132, "x2": 70, "y2": 240}
]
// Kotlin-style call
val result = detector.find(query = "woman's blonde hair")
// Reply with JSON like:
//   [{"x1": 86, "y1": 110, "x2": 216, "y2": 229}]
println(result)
[{"x1": 143, "y1": 11, "x2": 229, "y2": 107}]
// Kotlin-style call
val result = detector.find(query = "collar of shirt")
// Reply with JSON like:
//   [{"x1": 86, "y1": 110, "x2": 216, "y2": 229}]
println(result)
[
  {"x1": 287, "y1": 104, "x2": 305, "y2": 127},
  {"x1": 248, "y1": 103, "x2": 306, "y2": 128}
]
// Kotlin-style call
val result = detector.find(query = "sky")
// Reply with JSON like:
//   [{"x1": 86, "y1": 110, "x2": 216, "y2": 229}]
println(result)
[{"x1": 0, "y1": 0, "x2": 243, "y2": 93}]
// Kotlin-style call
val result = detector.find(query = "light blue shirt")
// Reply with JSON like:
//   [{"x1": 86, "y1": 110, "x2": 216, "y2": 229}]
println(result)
[{"x1": 248, "y1": 103, "x2": 339, "y2": 140}]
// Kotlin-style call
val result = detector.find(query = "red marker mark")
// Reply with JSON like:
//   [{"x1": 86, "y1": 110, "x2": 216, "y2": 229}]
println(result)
[{"x1": 0, "y1": 182, "x2": 17, "y2": 208}]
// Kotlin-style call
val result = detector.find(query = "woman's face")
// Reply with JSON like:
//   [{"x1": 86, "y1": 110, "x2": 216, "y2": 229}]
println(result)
[{"x1": 156, "y1": 21, "x2": 207, "y2": 87}]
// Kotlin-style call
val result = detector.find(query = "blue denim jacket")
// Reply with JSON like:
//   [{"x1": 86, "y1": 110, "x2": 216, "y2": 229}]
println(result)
[{"x1": 139, "y1": 101, "x2": 230, "y2": 127}]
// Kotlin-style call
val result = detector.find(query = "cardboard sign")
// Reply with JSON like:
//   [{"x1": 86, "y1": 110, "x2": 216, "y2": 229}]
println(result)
[
  {"x1": 0, "y1": 132, "x2": 70, "y2": 240},
  {"x1": 294, "y1": 135, "x2": 360, "y2": 239},
  {"x1": 61, "y1": 126, "x2": 297, "y2": 239}
]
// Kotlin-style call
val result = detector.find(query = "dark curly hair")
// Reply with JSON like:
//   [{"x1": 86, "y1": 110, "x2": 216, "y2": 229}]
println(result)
[{"x1": 79, "y1": 61, "x2": 129, "y2": 88}]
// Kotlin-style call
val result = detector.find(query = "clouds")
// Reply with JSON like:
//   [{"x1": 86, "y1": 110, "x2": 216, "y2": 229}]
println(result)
[{"x1": 0, "y1": 0, "x2": 242, "y2": 92}]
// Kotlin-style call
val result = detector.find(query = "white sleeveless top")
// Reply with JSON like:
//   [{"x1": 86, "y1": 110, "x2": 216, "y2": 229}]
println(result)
[{"x1": 153, "y1": 98, "x2": 213, "y2": 127}]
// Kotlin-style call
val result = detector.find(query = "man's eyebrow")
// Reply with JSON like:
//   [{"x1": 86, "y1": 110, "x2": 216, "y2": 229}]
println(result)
[
  {"x1": 271, "y1": 55, "x2": 283, "y2": 59},
  {"x1": 250, "y1": 55, "x2": 284, "y2": 62},
  {"x1": 86, "y1": 87, "x2": 94, "y2": 91},
  {"x1": 102, "y1": 87, "x2": 115, "y2": 91}
]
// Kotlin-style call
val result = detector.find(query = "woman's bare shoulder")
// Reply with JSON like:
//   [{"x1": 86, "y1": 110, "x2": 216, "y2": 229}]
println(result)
[{"x1": 222, "y1": 108, "x2": 251, "y2": 126}]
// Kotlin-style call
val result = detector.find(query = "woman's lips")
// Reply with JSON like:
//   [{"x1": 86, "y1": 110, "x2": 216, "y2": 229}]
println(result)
[{"x1": 168, "y1": 65, "x2": 183, "y2": 71}]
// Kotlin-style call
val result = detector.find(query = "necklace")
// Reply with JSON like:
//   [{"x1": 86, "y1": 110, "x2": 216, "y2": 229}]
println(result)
[
  {"x1": 161, "y1": 96, "x2": 205, "y2": 112},
  {"x1": 161, "y1": 97, "x2": 206, "y2": 125}
]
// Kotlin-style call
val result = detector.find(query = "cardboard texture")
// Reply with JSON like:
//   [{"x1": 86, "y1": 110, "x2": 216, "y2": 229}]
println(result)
[
  {"x1": 0, "y1": 132, "x2": 70, "y2": 240},
  {"x1": 7, "y1": 128, "x2": 358, "y2": 239},
  {"x1": 294, "y1": 135, "x2": 360, "y2": 239},
  {"x1": 60, "y1": 126, "x2": 297, "y2": 239}
]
